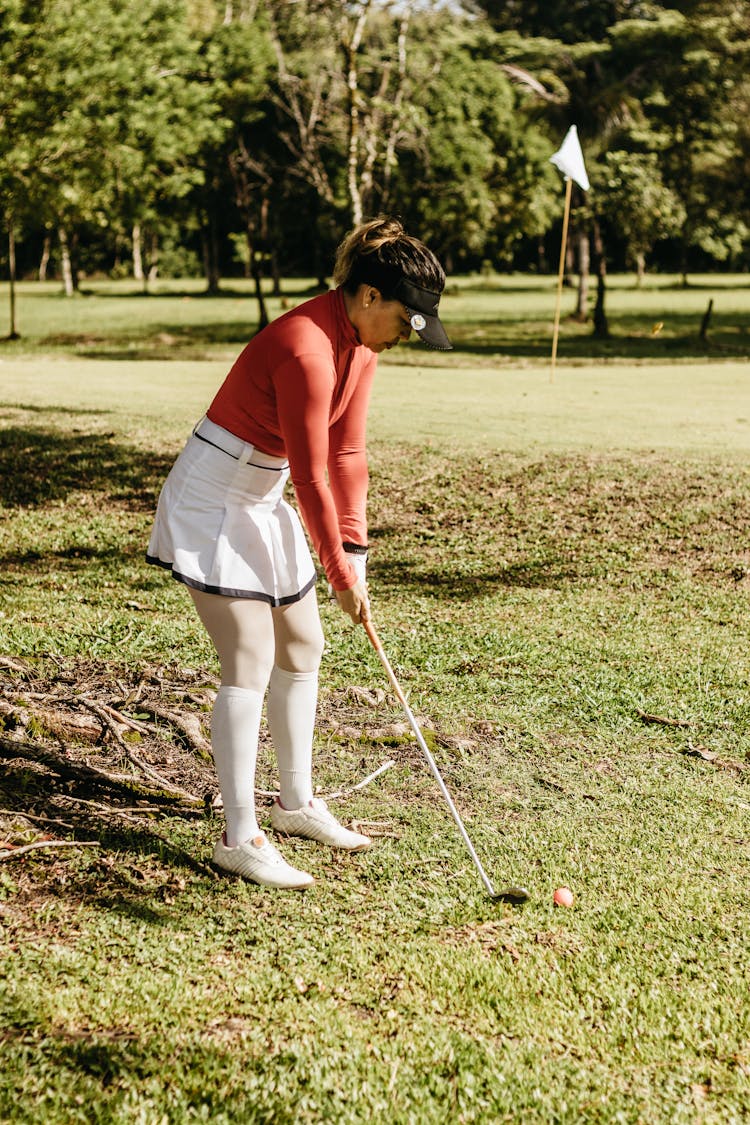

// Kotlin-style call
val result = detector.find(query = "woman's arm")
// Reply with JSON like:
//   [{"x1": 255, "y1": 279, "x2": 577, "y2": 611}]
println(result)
[
  {"x1": 274, "y1": 354, "x2": 358, "y2": 591},
  {"x1": 327, "y1": 356, "x2": 376, "y2": 551}
]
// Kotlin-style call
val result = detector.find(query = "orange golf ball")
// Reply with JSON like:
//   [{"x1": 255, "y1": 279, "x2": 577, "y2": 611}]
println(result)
[{"x1": 553, "y1": 886, "x2": 574, "y2": 907}]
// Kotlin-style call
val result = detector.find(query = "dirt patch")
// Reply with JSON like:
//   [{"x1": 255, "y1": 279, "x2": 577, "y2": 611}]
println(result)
[{"x1": 0, "y1": 654, "x2": 494, "y2": 925}]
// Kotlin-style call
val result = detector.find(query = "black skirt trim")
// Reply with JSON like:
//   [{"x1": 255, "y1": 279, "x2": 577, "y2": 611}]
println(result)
[
  {"x1": 193, "y1": 431, "x2": 289, "y2": 471},
  {"x1": 146, "y1": 554, "x2": 318, "y2": 607}
]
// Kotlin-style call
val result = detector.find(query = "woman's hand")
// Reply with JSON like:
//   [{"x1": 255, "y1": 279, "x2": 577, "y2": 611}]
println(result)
[{"x1": 335, "y1": 580, "x2": 371, "y2": 624}]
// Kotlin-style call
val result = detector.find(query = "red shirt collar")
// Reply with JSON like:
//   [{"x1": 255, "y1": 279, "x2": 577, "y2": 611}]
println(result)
[{"x1": 332, "y1": 286, "x2": 361, "y2": 350}]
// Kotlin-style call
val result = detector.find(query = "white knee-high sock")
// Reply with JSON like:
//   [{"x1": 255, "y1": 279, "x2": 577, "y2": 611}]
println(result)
[
  {"x1": 211, "y1": 685, "x2": 264, "y2": 848},
  {"x1": 266, "y1": 665, "x2": 317, "y2": 810}
]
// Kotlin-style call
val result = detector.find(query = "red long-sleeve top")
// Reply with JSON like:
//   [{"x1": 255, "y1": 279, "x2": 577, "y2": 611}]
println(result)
[{"x1": 206, "y1": 287, "x2": 377, "y2": 591}]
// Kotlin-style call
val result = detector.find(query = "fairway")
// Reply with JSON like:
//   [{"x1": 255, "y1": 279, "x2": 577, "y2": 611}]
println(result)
[
  {"x1": 2, "y1": 354, "x2": 749, "y2": 457},
  {"x1": 374, "y1": 359, "x2": 750, "y2": 455}
]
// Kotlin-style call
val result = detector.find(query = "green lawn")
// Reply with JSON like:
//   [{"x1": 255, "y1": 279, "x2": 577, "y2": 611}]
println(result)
[{"x1": 1, "y1": 275, "x2": 749, "y2": 1123}]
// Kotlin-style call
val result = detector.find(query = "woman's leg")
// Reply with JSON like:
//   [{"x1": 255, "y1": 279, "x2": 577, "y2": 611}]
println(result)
[
  {"x1": 267, "y1": 590, "x2": 370, "y2": 850},
  {"x1": 189, "y1": 588, "x2": 274, "y2": 847},
  {"x1": 267, "y1": 589, "x2": 325, "y2": 810}
]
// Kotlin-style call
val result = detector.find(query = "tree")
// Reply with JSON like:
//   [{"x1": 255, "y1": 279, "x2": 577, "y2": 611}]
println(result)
[
  {"x1": 188, "y1": 3, "x2": 274, "y2": 300},
  {"x1": 597, "y1": 150, "x2": 685, "y2": 283},
  {"x1": 608, "y1": 2, "x2": 750, "y2": 283},
  {"x1": 0, "y1": 0, "x2": 39, "y2": 335},
  {"x1": 3, "y1": 0, "x2": 222, "y2": 294},
  {"x1": 261, "y1": 1, "x2": 446, "y2": 232},
  {"x1": 466, "y1": 0, "x2": 750, "y2": 305},
  {"x1": 392, "y1": 25, "x2": 559, "y2": 270}
]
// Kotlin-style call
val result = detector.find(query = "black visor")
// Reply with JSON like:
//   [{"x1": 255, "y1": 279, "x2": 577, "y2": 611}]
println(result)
[
  {"x1": 352, "y1": 260, "x2": 453, "y2": 351},
  {"x1": 392, "y1": 277, "x2": 452, "y2": 351}
]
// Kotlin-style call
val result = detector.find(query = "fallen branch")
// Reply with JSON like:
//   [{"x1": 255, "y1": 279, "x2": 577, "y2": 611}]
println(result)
[
  {"x1": 0, "y1": 838, "x2": 100, "y2": 861},
  {"x1": 682, "y1": 745, "x2": 746, "y2": 774},
  {"x1": 136, "y1": 703, "x2": 212, "y2": 760},
  {"x1": 349, "y1": 819, "x2": 398, "y2": 838},
  {"x1": 325, "y1": 759, "x2": 396, "y2": 801},
  {"x1": 0, "y1": 808, "x2": 75, "y2": 832},
  {"x1": 637, "y1": 710, "x2": 690, "y2": 728},
  {"x1": 7, "y1": 693, "x2": 102, "y2": 742},
  {"x1": 83, "y1": 699, "x2": 151, "y2": 735},
  {"x1": 56, "y1": 795, "x2": 163, "y2": 824},
  {"x1": 60, "y1": 795, "x2": 163, "y2": 816},
  {"x1": 79, "y1": 700, "x2": 201, "y2": 801},
  {"x1": 0, "y1": 733, "x2": 203, "y2": 808},
  {"x1": 210, "y1": 763, "x2": 397, "y2": 809}
]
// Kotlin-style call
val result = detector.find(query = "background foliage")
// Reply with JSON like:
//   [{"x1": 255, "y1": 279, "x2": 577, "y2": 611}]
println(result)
[{"x1": 1, "y1": 0, "x2": 749, "y2": 297}]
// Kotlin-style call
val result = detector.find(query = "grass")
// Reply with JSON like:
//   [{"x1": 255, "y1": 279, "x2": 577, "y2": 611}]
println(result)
[
  {"x1": 1, "y1": 274, "x2": 750, "y2": 1123},
  {"x1": 1, "y1": 269, "x2": 749, "y2": 365}
]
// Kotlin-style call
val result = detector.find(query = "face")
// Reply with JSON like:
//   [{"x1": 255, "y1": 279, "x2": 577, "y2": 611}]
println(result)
[{"x1": 354, "y1": 288, "x2": 413, "y2": 353}]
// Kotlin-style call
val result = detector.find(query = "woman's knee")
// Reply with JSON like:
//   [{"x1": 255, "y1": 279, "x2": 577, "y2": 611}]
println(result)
[
  {"x1": 276, "y1": 624, "x2": 324, "y2": 673},
  {"x1": 273, "y1": 597, "x2": 325, "y2": 673},
  {"x1": 223, "y1": 645, "x2": 276, "y2": 691}
]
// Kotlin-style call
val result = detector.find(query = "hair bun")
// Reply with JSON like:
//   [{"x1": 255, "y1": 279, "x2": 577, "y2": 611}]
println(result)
[{"x1": 332, "y1": 215, "x2": 445, "y2": 296}]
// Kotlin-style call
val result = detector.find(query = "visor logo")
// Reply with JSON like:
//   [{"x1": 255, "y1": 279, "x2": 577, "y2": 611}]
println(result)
[{"x1": 410, "y1": 313, "x2": 426, "y2": 331}]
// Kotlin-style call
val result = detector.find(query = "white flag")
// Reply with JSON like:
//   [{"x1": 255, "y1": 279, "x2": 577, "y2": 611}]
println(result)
[{"x1": 549, "y1": 125, "x2": 590, "y2": 191}]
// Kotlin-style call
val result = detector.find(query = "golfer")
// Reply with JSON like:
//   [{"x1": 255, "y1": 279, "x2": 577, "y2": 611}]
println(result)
[{"x1": 147, "y1": 216, "x2": 451, "y2": 889}]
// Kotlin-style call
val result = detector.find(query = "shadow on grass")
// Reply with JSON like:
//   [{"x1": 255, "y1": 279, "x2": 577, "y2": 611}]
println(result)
[
  {"x1": 27, "y1": 298, "x2": 749, "y2": 363},
  {"x1": 76, "y1": 281, "x2": 327, "y2": 300},
  {"x1": 372, "y1": 554, "x2": 582, "y2": 597},
  {"x1": 0, "y1": 762, "x2": 214, "y2": 886},
  {"x1": 0, "y1": 400, "x2": 109, "y2": 417},
  {"x1": 448, "y1": 315, "x2": 749, "y2": 362},
  {"x1": 2, "y1": 545, "x2": 138, "y2": 566},
  {"x1": 37, "y1": 320, "x2": 255, "y2": 361},
  {"x1": 456, "y1": 276, "x2": 750, "y2": 295},
  {"x1": 0, "y1": 425, "x2": 172, "y2": 507},
  {"x1": 0, "y1": 1025, "x2": 281, "y2": 1120}
]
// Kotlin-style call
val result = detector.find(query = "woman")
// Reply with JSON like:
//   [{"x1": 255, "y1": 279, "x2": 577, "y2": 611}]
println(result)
[{"x1": 147, "y1": 216, "x2": 451, "y2": 889}]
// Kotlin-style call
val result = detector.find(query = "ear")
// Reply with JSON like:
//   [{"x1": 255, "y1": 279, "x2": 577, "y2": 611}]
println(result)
[{"x1": 363, "y1": 286, "x2": 380, "y2": 308}]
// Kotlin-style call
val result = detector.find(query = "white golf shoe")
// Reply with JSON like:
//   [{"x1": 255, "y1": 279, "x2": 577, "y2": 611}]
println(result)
[
  {"x1": 270, "y1": 797, "x2": 371, "y2": 852},
  {"x1": 212, "y1": 832, "x2": 314, "y2": 889}
]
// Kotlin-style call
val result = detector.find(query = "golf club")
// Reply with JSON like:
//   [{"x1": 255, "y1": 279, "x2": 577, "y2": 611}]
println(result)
[{"x1": 362, "y1": 619, "x2": 529, "y2": 904}]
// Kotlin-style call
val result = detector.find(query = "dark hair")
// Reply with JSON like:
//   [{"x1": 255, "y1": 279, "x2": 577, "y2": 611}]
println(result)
[{"x1": 333, "y1": 216, "x2": 445, "y2": 298}]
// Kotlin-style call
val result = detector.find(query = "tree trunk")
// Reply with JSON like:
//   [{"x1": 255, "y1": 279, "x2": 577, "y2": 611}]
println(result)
[
  {"x1": 39, "y1": 235, "x2": 51, "y2": 281},
  {"x1": 699, "y1": 298, "x2": 713, "y2": 342},
  {"x1": 379, "y1": 15, "x2": 409, "y2": 214},
  {"x1": 575, "y1": 229, "x2": 590, "y2": 320},
  {"x1": 343, "y1": 6, "x2": 369, "y2": 229},
  {"x1": 591, "y1": 219, "x2": 609, "y2": 339},
  {"x1": 247, "y1": 229, "x2": 269, "y2": 332},
  {"x1": 133, "y1": 223, "x2": 144, "y2": 281},
  {"x1": 58, "y1": 227, "x2": 75, "y2": 296},
  {"x1": 7, "y1": 227, "x2": 20, "y2": 339},
  {"x1": 145, "y1": 232, "x2": 159, "y2": 290},
  {"x1": 635, "y1": 251, "x2": 645, "y2": 288},
  {"x1": 680, "y1": 235, "x2": 689, "y2": 287},
  {"x1": 202, "y1": 221, "x2": 221, "y2": 295},
  {"x1": 564, "y1": 232, "x2": 575, "y2": 287},
  {"x1": 270, "y1": 246, "x2": 281, "y2": 297}
]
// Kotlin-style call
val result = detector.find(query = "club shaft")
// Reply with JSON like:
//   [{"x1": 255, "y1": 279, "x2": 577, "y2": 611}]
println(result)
[{"x1": 363, "y1": 620, "x2": 497, "y2": 897}]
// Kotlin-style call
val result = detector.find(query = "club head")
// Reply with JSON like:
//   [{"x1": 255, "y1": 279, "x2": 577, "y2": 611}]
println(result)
[{"x1": 492, "y1": 885, "x2": 530, "y2": 905}]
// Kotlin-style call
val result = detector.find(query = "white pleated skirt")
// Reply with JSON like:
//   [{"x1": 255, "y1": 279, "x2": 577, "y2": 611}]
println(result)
[{"x1": 146, "y1": 418, "x2": 317, "y2": 606}]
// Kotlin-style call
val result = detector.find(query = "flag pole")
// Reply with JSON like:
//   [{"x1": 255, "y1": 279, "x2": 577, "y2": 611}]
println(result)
[{"x1": 550, "y1": 175, "x2": 573, "y2": 383}]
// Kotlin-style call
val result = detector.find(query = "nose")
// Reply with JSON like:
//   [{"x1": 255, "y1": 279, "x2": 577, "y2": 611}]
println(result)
[{"x1": 400, "y1": 324, "x2": 412, "y2": 341}]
